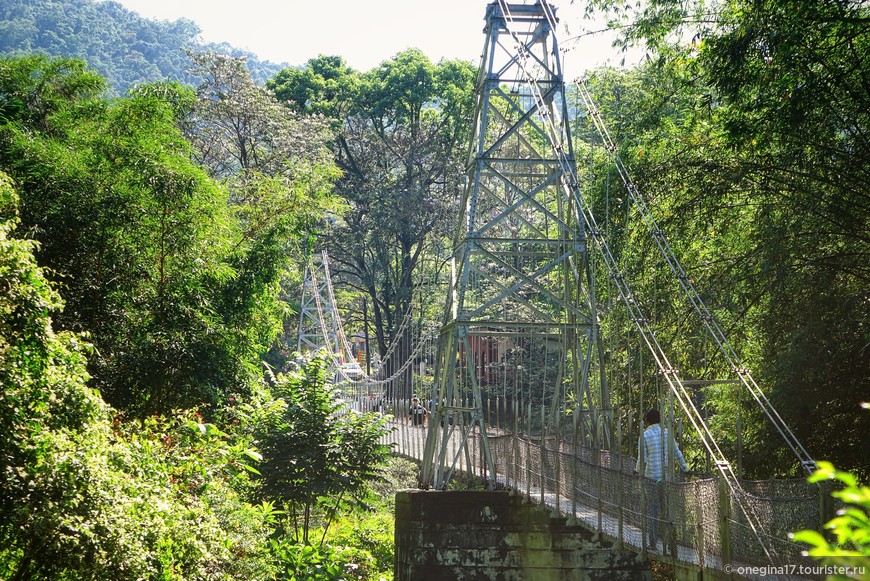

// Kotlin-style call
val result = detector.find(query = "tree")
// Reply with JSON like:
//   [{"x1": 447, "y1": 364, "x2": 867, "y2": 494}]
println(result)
[
  {"x1": 268, "y1": 54, "x2": 359, "y2": 121},
  {"x1": 236, "y1": 354, "x2": 391, "y2": 545},
  {"x1": 183, "y1": 51, "x2": 341, "y2": 382},
  {"x1": 697, "y1": 0, "x2": 870, "y2": 479},
  {"x1": 573, "y1": 63, "x2": 771, "y2": 471},
  {"x1": 186, "y1": 51, "x2": 336, "y2": 183},
  {"x1": 270, "y1": 51, "x2": 475, "y2": 393},
  {"x1": 0, "y1": 55, "x2": 238, "y2": 414}
]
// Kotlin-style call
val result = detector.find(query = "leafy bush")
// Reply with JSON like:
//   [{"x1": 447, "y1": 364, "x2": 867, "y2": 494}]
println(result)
[
  {"x1": 792, "y1": 461, "x2": 870, "y2": 580},
  {"x1": 322, "y1": 513, "x2": 395, "y2": 579},
  {"x1": 309, "y1": 457, "x2": 420, "y2": 580},
  {"x1": 235, "y1": 353, "x2": 392, "y2": 544},
  {"x1": 0, "y1": 172, "x2": 276, "y2": 580},
  {"x1": 269, "y1": 539, "x2": 384, "y2": 581}
]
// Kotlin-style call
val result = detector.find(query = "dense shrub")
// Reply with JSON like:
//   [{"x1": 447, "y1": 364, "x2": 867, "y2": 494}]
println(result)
[{"x1": 0, "y1": 172, "x2": 276, "y2": 580}]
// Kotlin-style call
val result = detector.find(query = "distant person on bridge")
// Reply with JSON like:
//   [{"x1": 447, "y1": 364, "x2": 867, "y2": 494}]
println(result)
[
  {"x1": 409, "y1": 397, "x2": 428, "y2": 428},
  {"x1": 633, "y1": 408, "x2": 689, "y2": 552}
]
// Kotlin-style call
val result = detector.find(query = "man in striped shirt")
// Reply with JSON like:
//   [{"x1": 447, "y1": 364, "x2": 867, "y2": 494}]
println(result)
[{"x1": 634, "y1": 408, "x2": 689, "y2": 551}]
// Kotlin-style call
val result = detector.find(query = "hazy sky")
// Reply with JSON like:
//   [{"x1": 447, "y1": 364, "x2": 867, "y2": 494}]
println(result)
[{"x1": 112, "y1": 0, "x2": 638, "y2": 77}]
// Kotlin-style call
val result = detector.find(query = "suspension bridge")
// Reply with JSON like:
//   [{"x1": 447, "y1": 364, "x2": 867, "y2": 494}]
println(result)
[{"x1": 296, "y1": 2, "x2": 830, "y2": 579}]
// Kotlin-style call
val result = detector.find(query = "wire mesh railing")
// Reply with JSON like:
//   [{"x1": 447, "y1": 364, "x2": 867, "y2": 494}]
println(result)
[{"x1": 381, "y1": 400, "x2": 821, "y2": 578}]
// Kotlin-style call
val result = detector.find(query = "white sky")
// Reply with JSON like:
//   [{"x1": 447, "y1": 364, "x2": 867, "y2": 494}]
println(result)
[{"x1": 111, "y1": 0, "x2": 640, "y2": 77}]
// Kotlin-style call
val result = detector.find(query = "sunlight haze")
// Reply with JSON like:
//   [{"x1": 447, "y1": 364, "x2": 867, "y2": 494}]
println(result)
[{"x1": 110, "y1": 0, "x2": 635, "y2": 76}]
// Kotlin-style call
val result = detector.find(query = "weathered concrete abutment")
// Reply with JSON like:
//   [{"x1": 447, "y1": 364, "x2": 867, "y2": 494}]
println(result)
[{"x1": 395, "y1": 490, "x2": 651, "y2": 580}]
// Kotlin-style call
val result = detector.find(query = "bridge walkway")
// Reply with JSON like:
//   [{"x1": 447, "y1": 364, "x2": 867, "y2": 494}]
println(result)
[{"x1": 382, "y1": 418, "x2": 821, "y2": 581}]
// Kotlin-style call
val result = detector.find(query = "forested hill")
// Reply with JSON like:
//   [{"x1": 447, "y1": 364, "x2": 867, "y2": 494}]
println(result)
[{"x1": 0, "y1": 0, "x2": 288, "y2": 93}]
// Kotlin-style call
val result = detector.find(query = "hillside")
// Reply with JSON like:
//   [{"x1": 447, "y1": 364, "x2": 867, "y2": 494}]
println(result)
[{"x1": 0, "y1": 0, "x2": 289, "y2": 93}]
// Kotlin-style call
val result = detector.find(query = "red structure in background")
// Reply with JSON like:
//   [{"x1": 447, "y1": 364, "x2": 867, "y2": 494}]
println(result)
[
  {"x1": 463, "y1": 334, "x2": 511, "y2": 386},
  {"x1": 352, "y1": 334, "x2": 366, "y2": 365}
]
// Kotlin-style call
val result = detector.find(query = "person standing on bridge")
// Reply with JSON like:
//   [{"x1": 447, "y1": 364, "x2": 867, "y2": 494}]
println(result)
[
  {"x1": 409, "y1": 397, "x2": 428, "y2": 428},
  {"x1": 634, "y1": 408, "x2": 689, "y2": 552}
]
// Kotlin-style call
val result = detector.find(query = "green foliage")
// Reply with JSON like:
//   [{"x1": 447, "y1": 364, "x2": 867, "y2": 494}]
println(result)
[
  {"x1": 364, "y1": 48, "x2": 437, "y2": 127},
  {"x1": 236, "y1": 353, "x2": 392, "y2": 544},
  {"x1": 329, "y1": 512, "x2": 394, "y2": 567},
  {"x1": 323, "y1": 457, "x2": 419, "y2": 577},
  {"x1": 269, "y1": 539, "x2": 382, "y2": 581},
  {"x1": 128, "y1": 80, "x2": 198, "y2": 120},
  {"x1": 0, "y1": 33, "x2": 404, "y2": 581},
  {"x1": 229, "y1": 355, "x2": 397, "y2": 579},
  {"x1": 105, "y1": 409, "x2": 276, "y2": 580},
  {"x1": 577, "y1": 0, "x2": 870, "y2": 477},
  {"x1": 0, "y1": 406, "x2": 279, "y2": 580},
  {"x1": 372, "y1": 456, "x2": 421, "y2": 498},
  {"x1": 575, "y1": 64, "x2": 757, "y2": 469},
  {"x1": 0, "y1": 172, "x2": 276, "y2": 580},
  {"x1": 0, "y1": 54, "x2": 105, "y2": 127},
  {"x1": 0, "y1": 54, "x2": 340, "y2": 416},
  {"x1": 700, "y1": 0, "x2": 870, "y2": 481},
  {"x1": 792, "y1": 462, "x2": 870, "y2": 580}
]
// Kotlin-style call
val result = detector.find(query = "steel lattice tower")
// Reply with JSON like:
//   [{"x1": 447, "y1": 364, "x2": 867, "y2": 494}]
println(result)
[
  {"x1": 421, "y1": 1, "x2": 609, "y2": 487},
  {"x1": 297, "y1": 250, "x2": 356, "y2": 369}
]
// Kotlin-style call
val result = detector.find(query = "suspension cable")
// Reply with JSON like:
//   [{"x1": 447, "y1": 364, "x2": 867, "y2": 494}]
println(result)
[
  {"x1": 574, "y1": 78, "x2": 816, "y2": 474},
  {"x1": 305, "y1": 251, "x2": 442, "y2": 386}
]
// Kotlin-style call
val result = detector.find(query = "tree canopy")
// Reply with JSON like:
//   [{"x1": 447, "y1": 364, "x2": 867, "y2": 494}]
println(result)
[
  {"x1": 270, "y1": 51, "x2": 475, "y2": 381},
  {"x1": 579, "y1": 0, "x2": 870, "y2": 478}
]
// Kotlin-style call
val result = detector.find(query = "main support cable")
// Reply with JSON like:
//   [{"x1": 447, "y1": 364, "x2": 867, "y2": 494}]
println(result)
[
  {"x1": 299, "y1": 250, "x2": 440, "y2": 386},
  {"x1": 573, "y1": 78, "x2": 817, "y2": 475}
]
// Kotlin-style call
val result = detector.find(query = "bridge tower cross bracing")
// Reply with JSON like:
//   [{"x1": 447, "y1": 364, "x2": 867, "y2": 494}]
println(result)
[
  {"x1": 421, "y1": 1, "x2": 609, "y2": 488},
  {"x1": 297, "y1": 250, "x2": 361, "y2": 377}
]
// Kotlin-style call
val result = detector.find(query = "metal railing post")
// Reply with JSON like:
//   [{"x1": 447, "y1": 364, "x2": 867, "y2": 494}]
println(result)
[{"x1": 717, "y1": 474, "x2": 733, "y2": 577}]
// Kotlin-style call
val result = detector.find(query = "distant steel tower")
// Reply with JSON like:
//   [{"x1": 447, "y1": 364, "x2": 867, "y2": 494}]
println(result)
[
  {"x1": 297, "y1": 250, "x2": 361, "y2": 376},
  {"x1": 421, "y1": 1, "x2": 608, "y2": 487}
]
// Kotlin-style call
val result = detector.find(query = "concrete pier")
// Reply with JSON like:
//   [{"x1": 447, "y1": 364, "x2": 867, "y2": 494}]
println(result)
[{"x1": 394, "y1": 490, "x2": 651, "y2": 580}]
